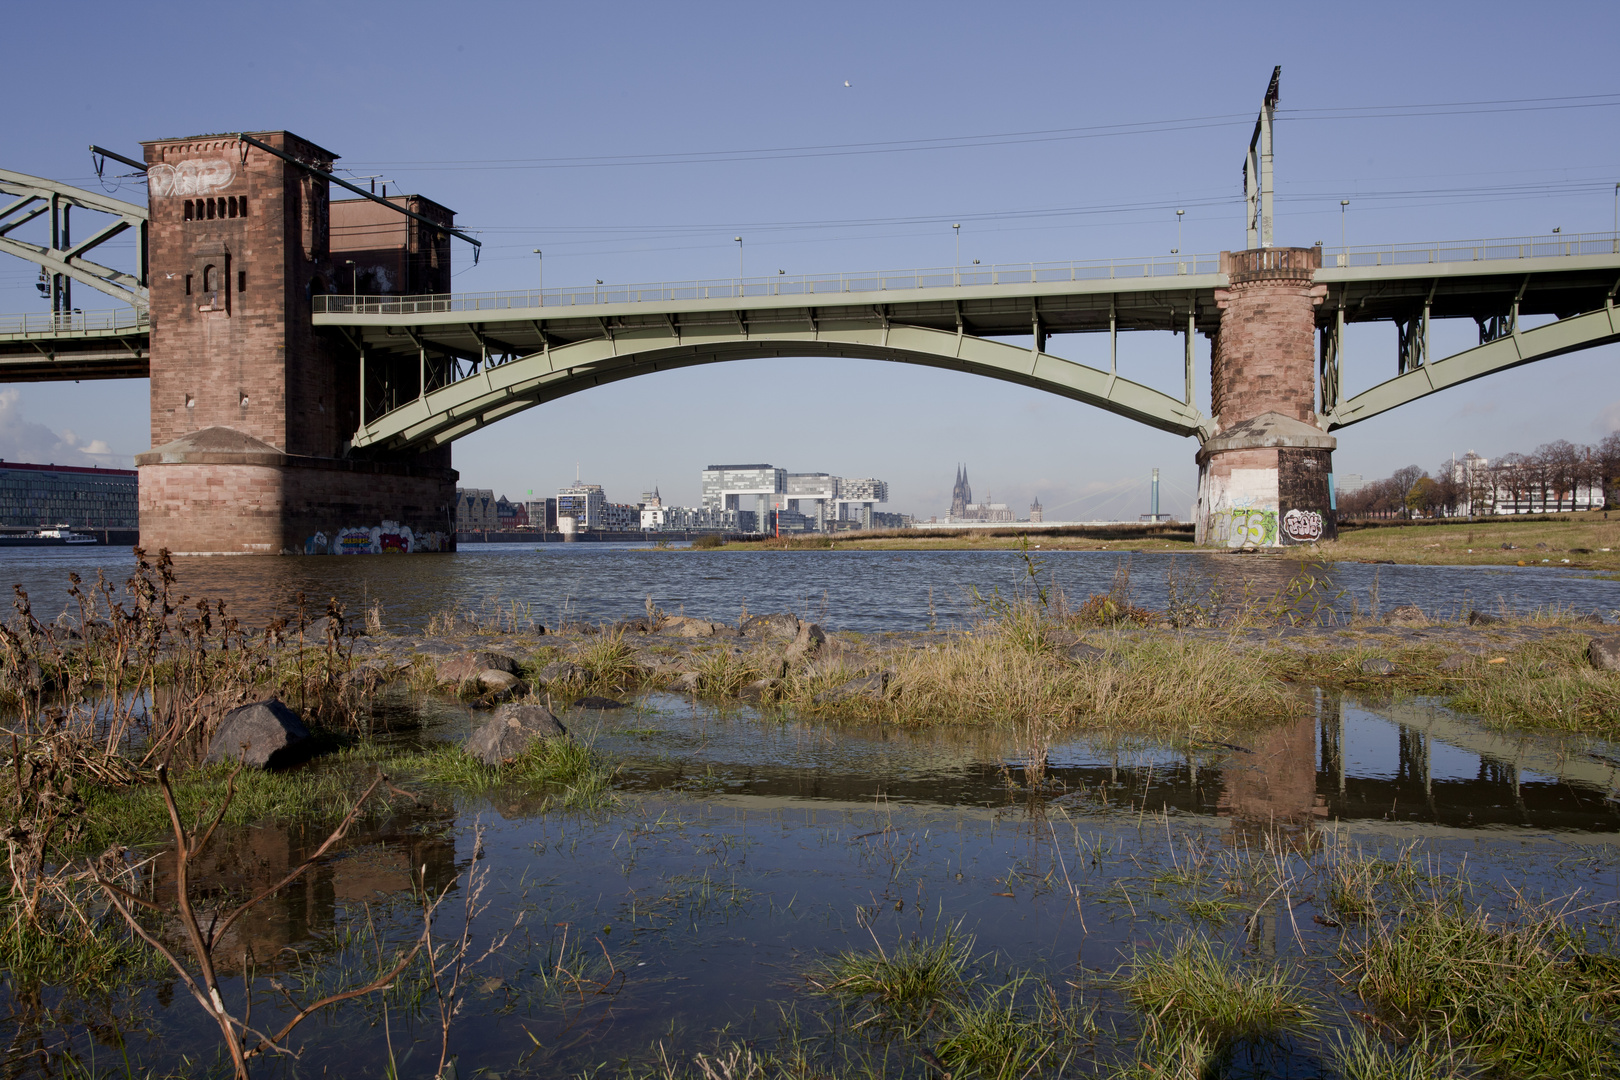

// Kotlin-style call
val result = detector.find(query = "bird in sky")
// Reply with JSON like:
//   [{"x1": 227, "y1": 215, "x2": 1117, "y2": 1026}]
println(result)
[{"x1": 844, "y1": 80, "x2": 851, "y2": 87}]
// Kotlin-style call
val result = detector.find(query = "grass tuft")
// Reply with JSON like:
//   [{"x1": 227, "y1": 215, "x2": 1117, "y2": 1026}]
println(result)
[
  {"x1": 806, "y1": 928, "x2": 973, "y2": 1027},
  {"x1": 1349, "y1": 901, "x2": 1620, "y2": 1078},
  {"x1": 1117, "y1": 935, "x2": 1315, "y2": 1043}
]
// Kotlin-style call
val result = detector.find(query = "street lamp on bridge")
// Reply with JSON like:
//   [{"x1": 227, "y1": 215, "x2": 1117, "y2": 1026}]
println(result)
[
  {"x1": 953, "y1": 223, "x2": 961, "y2": 283},
  {"x1": 1340, "y1": 200, "x2": 1350, "y2": 253},
  {"x1": 532, "y1": 249, "x2": 543, "y2": 298}
]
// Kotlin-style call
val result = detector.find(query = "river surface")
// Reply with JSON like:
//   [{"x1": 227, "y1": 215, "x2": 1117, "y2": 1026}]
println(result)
[{"x1": 1, "y1": 543, "x2": 1614, "y2": 633}]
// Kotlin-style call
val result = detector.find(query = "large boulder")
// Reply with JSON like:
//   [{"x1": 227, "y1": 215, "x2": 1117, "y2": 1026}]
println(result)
[
  {"x1": 535, "y1": 660, "x2": 585, "y2": 686},
  {"x1": 437, "y1": 650, "x2": 522, "y2": 683},
  {"x1": 464, "y1": 704, "x2": 568, "y2": 766},
  {"x1": 474, "y1": 669, "x2": 525, "y2": 700},
  {"x1": 741, "y1": 613, "x2": 800, "y2": 640},
  {"x1": 1589, "y1": 638, "x2": 1620, "y2": 672},
  {"x1": 783, "y1": 622, "x2": 826, "y2": 664},
  {"x1": 1064, "y1": 642, "x2": 1107, "y2": 665},
  {"x1": 1386, "y1": 605, "x2": 1428, "y2": 628},
  {"x1": 813, "y1": 671, "x2": 891, "y2": 705},
  {"x1": 204, "y1": 698, "x2": 313, "y2": 769},
  {"x1": 659, "y1": 616, "x2": 732, "y2": 638}
]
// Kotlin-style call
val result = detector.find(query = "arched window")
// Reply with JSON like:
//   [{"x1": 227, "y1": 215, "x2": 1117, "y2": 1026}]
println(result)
[{"x1": 203, "y1": 264, "x2": 217, "y2": 293}]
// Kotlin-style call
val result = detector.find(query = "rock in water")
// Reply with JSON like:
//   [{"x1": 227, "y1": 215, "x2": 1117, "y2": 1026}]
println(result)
[
  {"x1": 465, "y1": 704, "x2": 568, "y2": 766},
  {"x1": 438, "y1": 650, "x2": 522, "y2": 683},
  {"x1": 783, "y1": 622, "x2": 826, "y2": 663},
  {"x1": 1588, "y1": 638, "x2": 1620, "y2": 672},
  {"x1": 741, "y1": 613, "x2": 800, "y2": 640},
  {"x1": 1386, "y1": 605, "x2": 1428, "y2": 627},
  {"x1": 204, "y1": 699, "x2": 313, "y2": 769},
  {"x1": 572, "y1": 695, "x2": 625, "y2": 710},
  {"x1": 536, "y1": 660, "x2": 585, "y2": 686}
]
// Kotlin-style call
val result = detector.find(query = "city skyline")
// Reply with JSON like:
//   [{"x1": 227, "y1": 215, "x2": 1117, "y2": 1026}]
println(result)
[{"x1": 1, "y1": 2, "x2": 1616, "y2": 520}]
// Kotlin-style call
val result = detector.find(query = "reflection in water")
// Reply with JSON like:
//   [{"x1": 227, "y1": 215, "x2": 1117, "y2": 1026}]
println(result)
[
  {"x1": 144, "y1": 803, "x2": 460, "y2": 972},
  {"x1": 600, "y1": 691, "x2": 1620, "y2": 832}
]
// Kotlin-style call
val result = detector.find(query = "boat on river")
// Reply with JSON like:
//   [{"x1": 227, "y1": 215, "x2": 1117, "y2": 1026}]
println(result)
[{"x1": 0, "y1": 525, "x2": 99, "y2": 546}]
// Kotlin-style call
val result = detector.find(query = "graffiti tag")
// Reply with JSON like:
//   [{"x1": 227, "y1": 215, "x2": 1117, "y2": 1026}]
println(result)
[
  {"x1": 148, "y1": 159, "x2": 235, "y2": 198},
  {"x1": 1226, "y1": 508, "x2": 1277, "y2": 549},
  {"x1": 1282, "y1": 508, "x2": 1325, "y2": 543}
]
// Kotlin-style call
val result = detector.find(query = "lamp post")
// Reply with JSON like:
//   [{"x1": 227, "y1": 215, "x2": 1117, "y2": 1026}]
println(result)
[
  {"x1": 1613, "y1": 183, "x2": 1618, "y2": 252},
  {"x1": 345, "y1": 260, "x2": 357, "y2": 296},
  {"x1": 1340, "y1": 200, "x2": 1350, "y2": 253},
  {"x1": 532, "y1": 249, "x2": 543, "y2": 300},
  {"x1": 1174, "y1": 208, "x2": 1183, "y2": 254},
  {"x1": 734, "y1": 236, "x2": 743, "y2": 287},
  {"x1": 953, "y1": 223, "x2": 961, "y2": 284}
]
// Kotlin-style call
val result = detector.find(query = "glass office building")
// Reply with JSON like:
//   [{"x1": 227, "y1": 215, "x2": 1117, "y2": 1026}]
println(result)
[{"x1": 0, "y1": 462, "x2": 138, "y2": 528}]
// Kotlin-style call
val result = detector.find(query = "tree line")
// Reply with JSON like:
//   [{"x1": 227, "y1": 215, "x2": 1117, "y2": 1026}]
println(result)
[{"x1": 1338, "y1": 436, "x2": 1619, "y2": 519}]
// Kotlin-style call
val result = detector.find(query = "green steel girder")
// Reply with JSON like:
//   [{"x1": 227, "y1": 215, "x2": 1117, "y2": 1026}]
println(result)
[
  {"x1": 347, "y1": 320, "x2": 1209, "y2": 453},
  {"x1": 1322, "y1": 303, "x2": 1620, "y2": 430},
  {"x1": 0, "y1": 168, "x2": 148, "y2": 310}
]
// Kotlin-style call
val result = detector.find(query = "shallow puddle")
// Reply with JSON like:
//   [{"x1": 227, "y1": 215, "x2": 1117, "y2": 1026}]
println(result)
[{"x1": 8, "y1": 692, "x2": 1620, "y2": 1078}]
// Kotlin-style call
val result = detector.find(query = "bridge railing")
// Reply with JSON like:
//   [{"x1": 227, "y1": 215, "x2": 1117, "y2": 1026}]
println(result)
[
  {"x1": 311, "y1": 230, "x2": 1620, "y2": 317},
  {"x1": 1329, "y1": 230, "x2": 1620, "y2": 268},
  {"x1": 314, "y1": 253, "x2": 1224, "y2": 316},
  {"x1": 0, "y1": 308, "x2": 148, "y2": 337}
]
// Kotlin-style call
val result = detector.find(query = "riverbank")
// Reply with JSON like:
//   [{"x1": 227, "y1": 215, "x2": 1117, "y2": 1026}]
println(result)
[
  {"x1": 717, "y1": 512, "x2": 1620, "y2": 571},
  {"x1": 1317, "y1": 510, "x2": 1620, "y2": 570}
]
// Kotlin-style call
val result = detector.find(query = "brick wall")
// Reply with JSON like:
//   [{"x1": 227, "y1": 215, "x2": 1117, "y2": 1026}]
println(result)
[
  {"x1": 140, "y1": 457, "x2": 455, "y2": 555},
  {"x1": 138, "y1": 130, "x2": 456, "y2": 554},
  {"x1": 1209, "y1": 255, "x2": 1325, "y2": 429}
]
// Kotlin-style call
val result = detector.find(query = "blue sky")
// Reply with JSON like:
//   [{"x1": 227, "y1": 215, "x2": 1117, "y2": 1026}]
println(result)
[{"x1": 4, "y1": 0, "x2": 1617, "y2": 520}]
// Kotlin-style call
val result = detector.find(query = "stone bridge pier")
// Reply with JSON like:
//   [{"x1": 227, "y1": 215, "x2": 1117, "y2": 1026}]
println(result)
[
  {"x1": 1195, "y1": 247, "x2": 1337, "y2": 548},
  {"x1": 133, "y1": 131, "x2": 457, "y2": 555}
]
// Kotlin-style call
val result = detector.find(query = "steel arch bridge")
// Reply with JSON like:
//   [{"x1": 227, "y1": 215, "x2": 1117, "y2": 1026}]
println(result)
[{"x1": 1, "y1": 160, "x2": 1619, "y2": 448}]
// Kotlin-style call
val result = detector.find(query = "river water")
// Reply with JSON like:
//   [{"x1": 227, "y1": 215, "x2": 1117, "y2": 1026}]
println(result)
[{"x1": 1, "y1": 542, "x2": 1615, "y2": 632}]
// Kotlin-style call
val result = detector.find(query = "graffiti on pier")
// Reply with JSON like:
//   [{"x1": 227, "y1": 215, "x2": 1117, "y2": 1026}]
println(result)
[
  {"x1": 1281, "y1": 508, "x2": 1325, "y2": 544},
  {"x1": 147, "y1": 159, "x2": 235, "y2": 197},
  {"x1": 1208, "y1": 507, "x2": 1278, "y2": 549},
  {"x1": 307, "y1": 523, "x2": 449, "y2": 555}
]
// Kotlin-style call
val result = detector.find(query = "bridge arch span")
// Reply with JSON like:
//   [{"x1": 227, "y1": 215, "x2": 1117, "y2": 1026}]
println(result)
[{"x1": 347, "y1": 321, "x2": 1209, "y2": 453}]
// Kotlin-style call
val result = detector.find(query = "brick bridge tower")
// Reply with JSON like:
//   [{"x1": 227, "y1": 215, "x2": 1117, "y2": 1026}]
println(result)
[
  {"x1": 1195, "y1": 247, "x2": 1337, "y2": 548},
  {"x1": 134, "y1": 132, "x2": 456, "y2": 555}
]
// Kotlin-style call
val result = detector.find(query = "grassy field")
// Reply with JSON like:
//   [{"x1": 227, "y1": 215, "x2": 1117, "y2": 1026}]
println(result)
[
  {"x1": 687, "y1": 513, "x2": 1620, "y2": 569},
  {"x1": 1316, "y1": 511, "x2": 1620, "y2": 570}
]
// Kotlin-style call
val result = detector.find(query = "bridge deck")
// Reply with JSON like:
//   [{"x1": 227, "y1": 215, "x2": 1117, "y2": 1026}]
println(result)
[{"x1": 3, "y1": 232, "x2": 1616, "y2": 388}]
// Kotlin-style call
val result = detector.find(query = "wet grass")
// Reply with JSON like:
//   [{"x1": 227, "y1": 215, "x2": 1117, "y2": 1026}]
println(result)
[
  {"x1": 1265, "y1": 631, "x2": 1620, "y2": 734},
  {"x1": 1348, "y1": 900, "x2": 1620, "y2": 1078},
  {"x1": 805, "y1": 927, "x2": 973, "y2": 1027},
  {"x1": 386, "y1": 735, "x2": 616, "y2": 810},
  {"x1": 0, "y1": 892, "x2": 162, "y2": 994},
  {"x1": 786, "y1": 621, "x2": 1304, "y2": 742},
  {"x1": 1117, "y1": 935, "x2": 1316, "y2": 1044}
]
